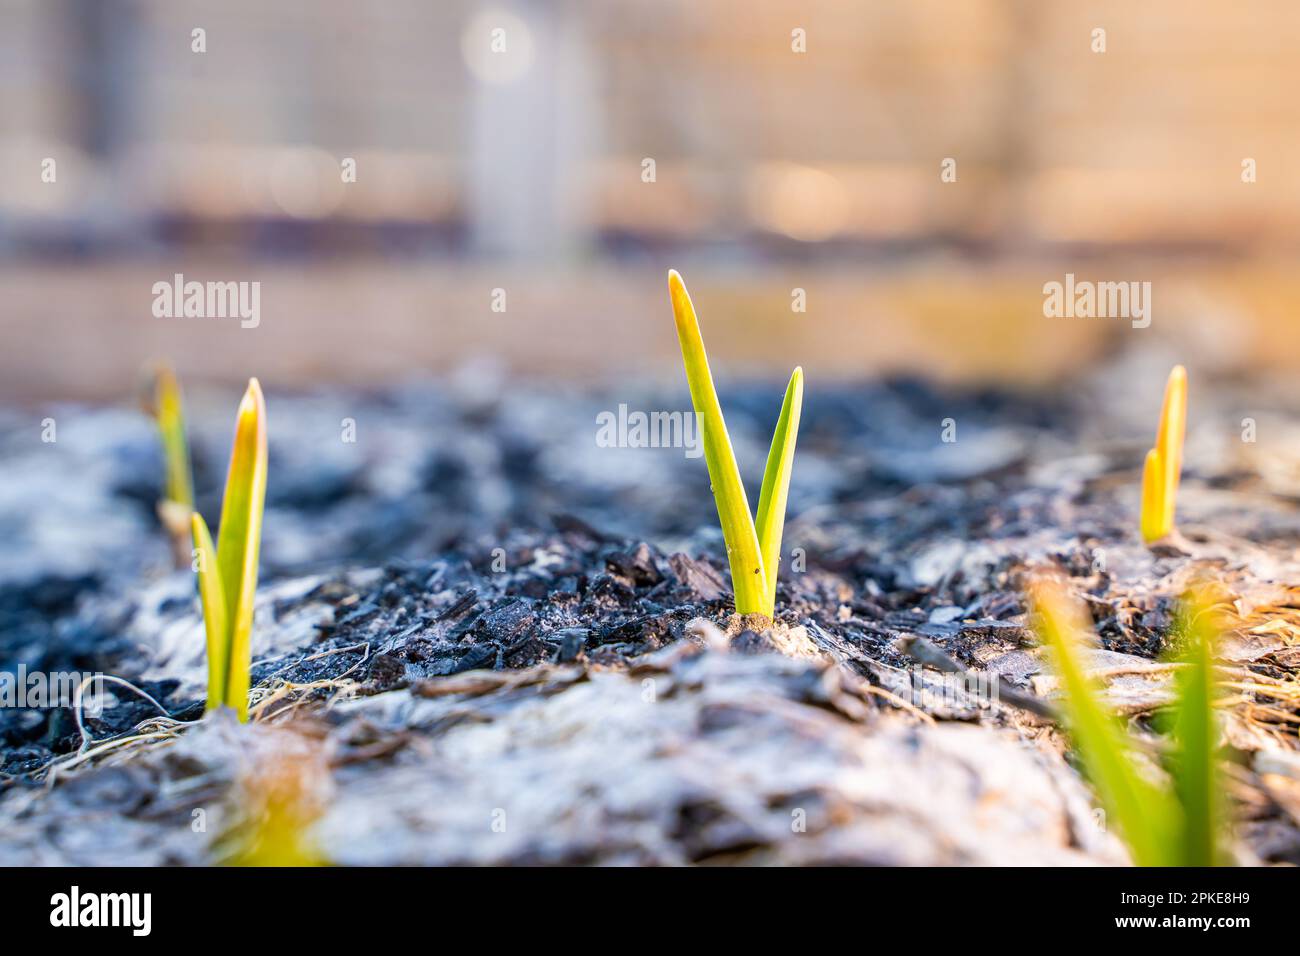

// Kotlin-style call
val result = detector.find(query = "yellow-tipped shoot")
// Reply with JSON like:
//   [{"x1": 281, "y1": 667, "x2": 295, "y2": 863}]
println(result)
[
  {"x1": 194, "y1": 379, "x2": 268, "y2": 722},
  {"x1": 1140, "y1": 365, "x2": 1186, "y2": 543},
  {"x1": 142, "y1": 362, "x2": 195, "y2": 566},
  {"x1": 668, "y1": 270, "x2": 803, "y2": 618}
]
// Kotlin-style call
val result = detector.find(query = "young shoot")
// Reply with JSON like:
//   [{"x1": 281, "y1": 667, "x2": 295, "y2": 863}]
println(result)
[
  {"x1": 1140, "y1": 365, "x2": 1186, "y2": 543},
  {"x1": 193, "y1": 379, "x2": 268, "y2": 723},
  {"x1": 668, "y1": 270, "x2": 803, "y2": 619},
  {"x1": 142, "y1": 362, "x2": 195, "y2": 567},
  {"x1": 219, "y1": 728, "x2": 328, "y2": 867},
  {"x1": 1165, "y1": 585, "x2": 1230, "y2": 866},
  {"x1": 1032, "y1": 579, "x2": 1228, "y2": 866}
]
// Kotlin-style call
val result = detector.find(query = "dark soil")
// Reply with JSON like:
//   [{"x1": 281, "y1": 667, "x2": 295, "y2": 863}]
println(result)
[{"x1": 3, "y1": 355, "x2": 1299, "y2": 865}]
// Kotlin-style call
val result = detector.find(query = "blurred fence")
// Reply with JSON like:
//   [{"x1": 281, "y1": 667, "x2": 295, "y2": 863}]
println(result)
[
  {"x1": 3, "y1": 1, "x2": 1299, "y2": 400},
  {"x1": 3, "y1": 0, "x2": 1299, "y2": 257}
]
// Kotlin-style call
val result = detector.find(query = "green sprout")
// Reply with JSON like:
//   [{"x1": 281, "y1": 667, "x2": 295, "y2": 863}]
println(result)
[
  {"x1": 1165, "y1": 588, "x2": 1228, "y2": 866},
  {"x1": 142, "y1": 362, "x2": 195, "y2": 566},
  {"x1": 1032, "y1": 580, "x2": 1228, "y2": 866},
  {"x1": 192, "y1": 379, "x2": 268, "y2": 723},
  {"x1": 668, "y1": 270, "x2": 803, "y2": 618}
]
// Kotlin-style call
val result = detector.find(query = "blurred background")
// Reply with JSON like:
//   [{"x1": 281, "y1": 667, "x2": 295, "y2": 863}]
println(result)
[{"x1": 2, "y1": 0, "x2": 1300, "y2": 401}]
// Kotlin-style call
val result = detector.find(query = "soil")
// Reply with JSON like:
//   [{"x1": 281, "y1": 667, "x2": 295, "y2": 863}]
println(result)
[{"x1": 2, "y1": 351, "x2": 1299, "y2": 865}]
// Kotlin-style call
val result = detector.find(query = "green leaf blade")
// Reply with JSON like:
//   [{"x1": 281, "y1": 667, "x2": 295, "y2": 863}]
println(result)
[
  {"x1": 192, "y1": 512, "x2": 229, "y2": 712},
  {"x1": 1034, "y1": 583, "x2": 1180, "y2": 866},
  {"x1": 754, "y1": 367, "x2": 803, "y2": 616},
  {"x1": 668, "y1": 270, "x2": 767, "y2": 615},
  {"x1": 1168, "y1": 592, "x2": 1224, "y2": 866},
  {"x1": 215, "y1": 379, "x2": 268, "y2": 722}
]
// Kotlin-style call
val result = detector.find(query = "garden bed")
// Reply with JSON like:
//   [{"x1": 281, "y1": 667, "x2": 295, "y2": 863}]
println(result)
[{"x1": 2, "y1": 354, "x2": 1298, "y2": 865}]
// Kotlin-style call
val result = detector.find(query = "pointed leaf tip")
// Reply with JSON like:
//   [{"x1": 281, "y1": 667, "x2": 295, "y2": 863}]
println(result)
[
  {"x1": 668, "y1": 271, "x2": 690, "y2": 314},
  {"x1": 242, "y1": 377, "x2": 265, "y2": 410}
]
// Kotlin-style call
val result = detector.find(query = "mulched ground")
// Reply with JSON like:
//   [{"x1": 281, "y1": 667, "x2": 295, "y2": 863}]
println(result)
[{"x1": 2, "y1": 353, "x2": 1298, "y2": 864}]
